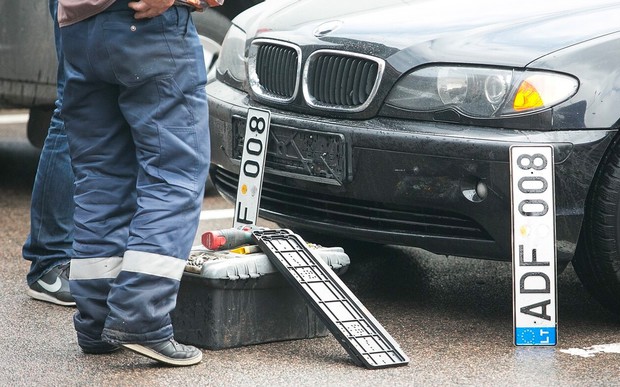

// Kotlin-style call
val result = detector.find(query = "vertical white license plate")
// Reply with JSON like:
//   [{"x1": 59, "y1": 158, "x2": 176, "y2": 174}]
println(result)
[
  {"x1": 510, "y1": 145, "x2": 557, "y2": 346},
  {"x1": 233, "y1": 108, "x2": 271, "y2": 228}
]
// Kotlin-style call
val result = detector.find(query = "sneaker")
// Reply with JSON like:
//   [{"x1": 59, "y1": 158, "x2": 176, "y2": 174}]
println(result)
[
  {"x1": 122, "y1": 338, "x2": 203, "y2": 366},
  {"x1": 27, "y1": 263, "x2": 75, "y2": 306}
]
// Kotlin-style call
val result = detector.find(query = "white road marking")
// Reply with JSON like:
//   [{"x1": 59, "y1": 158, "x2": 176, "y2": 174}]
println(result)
[
  {"x1": 0, "y1": 113, "x2": 29, "y2": 125},
  {"x1": 560, "y1": 343, "x2": 620, "y2": 358},
  {"x1": 200, "y1": 208, "x2": 234, "y2": 220}
]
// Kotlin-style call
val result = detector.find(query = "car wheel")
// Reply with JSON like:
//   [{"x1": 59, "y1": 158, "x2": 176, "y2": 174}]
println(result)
[
  {"x1": 573, "y1": 137, "x2": 620, "y2": 315},
  {"x1": 191, "y1": 9, "x2": 232, "y2": 84},
  {"x1": 191, "y1": 9, "x2": 231, "y2": 194},
  {"x1": 27, "y1": 106, "x2": 54, "y2": 149}
]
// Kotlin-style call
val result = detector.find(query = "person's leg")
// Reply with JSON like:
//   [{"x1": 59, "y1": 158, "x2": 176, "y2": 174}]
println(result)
[
  {"x1": 63, "y1": 80, "x2": 135, "y2": 353},
  {"x1": 60, "y1": 4, "x2": 138, "y2": 353},
  {"x1": 63, "y1": 75, "x2": 136, "y2": 353},
  {"x1": 23, "y1": 0, "x2": 75, "y2": 306}
]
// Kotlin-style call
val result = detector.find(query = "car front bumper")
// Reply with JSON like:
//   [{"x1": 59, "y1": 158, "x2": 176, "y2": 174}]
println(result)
[{"x1": 206, "y1": 80, "x2": 616, "y2": 263}]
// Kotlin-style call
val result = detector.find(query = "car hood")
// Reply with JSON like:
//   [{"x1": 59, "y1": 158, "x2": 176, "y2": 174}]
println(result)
[{"x1": 241, "y1": 0, "x2": 620, "y2": 69}]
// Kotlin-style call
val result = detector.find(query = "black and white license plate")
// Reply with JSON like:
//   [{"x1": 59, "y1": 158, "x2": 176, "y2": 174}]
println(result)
[
  {"x1": 510, "y1": 145, "x2": 557, "y2": 346},
  {"x1": 233, "y1": 108, "x2": 271, "y2": 227}
]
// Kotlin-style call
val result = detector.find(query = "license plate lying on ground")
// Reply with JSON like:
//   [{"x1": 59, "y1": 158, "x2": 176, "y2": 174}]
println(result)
[{"x1": 510, "y1": 145, "x2": 557, "y2": 346}]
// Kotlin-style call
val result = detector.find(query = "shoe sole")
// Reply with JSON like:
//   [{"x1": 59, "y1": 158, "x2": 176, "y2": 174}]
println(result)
[
  {"x1": 82, "y1": 346, "x2": 122, "y2": 355},
  {"x1": 27, "y1": 289, "x2": 76, "y2": 307},
  {"x1": 121, "y1": 343, "x2": 203, "y2": 366}
]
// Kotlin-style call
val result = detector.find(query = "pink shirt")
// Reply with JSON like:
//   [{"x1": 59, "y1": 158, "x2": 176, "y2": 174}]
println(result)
[{"x1": 58, "y1": 0, "x2": 117, "y2": 27}]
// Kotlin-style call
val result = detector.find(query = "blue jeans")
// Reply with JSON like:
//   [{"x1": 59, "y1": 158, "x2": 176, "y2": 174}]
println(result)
[{"x1": 22, "y1": 0, "x2": 75, "y2": 287}]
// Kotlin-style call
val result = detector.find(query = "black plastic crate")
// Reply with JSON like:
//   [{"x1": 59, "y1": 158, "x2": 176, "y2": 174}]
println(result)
[{"x1": 172, "y1": 247, "x2": 350, "y2": 350}]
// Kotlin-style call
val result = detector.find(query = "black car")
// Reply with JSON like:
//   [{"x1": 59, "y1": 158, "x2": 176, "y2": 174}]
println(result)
[
  {"x1": 0, "y1": 1, "x2": 261, "y2": 147},
  {"x1": 206, "y1": 0, "x2": 620, "y2": 314}
]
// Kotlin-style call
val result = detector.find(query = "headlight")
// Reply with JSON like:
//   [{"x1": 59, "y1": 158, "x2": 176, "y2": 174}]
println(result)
[
  {"x1": 216, "y1": 24, "x2": 247, "y2": 87},
  {"x1": 385, "y1": 65, "x2": 578, "y2": 118}
]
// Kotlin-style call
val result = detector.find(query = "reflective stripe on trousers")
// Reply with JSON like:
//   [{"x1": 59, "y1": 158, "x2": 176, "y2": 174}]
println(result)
[
  {"x1": 61, "y1": 4, "x2": 210, "y2": 346},
  {"x1": 70, "y1": 251, "x2": 187, "y2": 344}
]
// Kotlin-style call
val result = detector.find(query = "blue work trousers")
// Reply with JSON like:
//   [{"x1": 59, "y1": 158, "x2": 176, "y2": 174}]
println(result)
[
  {"x1": 23, "y1": 0, "x2": 74, "y2": 286},
  {"x1": 60, "y1": 2, "x2": 210, "y2": 350}
]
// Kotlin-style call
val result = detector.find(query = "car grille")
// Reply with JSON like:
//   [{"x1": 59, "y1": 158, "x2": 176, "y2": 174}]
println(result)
[
  {"x1": 249, "y1": 40, "x2": 384, "y2": 112},
  {"x1": 305, "y1": 52, "x2": 380, "y2": 110},
  {"x1": 255, "y1": 43, "x2": 299, "y2": 99},
  {"x1": 213, "y1": 168, "x2": 492, "y2": 241}
]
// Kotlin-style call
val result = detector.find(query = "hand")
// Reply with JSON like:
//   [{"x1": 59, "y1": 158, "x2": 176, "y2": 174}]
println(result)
[{"x1": 128, "y1": 0, "x2": 175, "y2": 19}]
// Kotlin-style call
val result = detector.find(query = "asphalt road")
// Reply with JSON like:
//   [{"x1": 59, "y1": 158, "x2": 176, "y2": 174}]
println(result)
[{"x1": 1, "y1": 111, "x2": 619, "y2": 386}]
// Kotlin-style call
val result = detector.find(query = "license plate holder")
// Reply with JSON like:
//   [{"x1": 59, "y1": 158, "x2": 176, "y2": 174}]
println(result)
[{"x1": 233, "y1": 117, "x2": 347, "y2": 186}]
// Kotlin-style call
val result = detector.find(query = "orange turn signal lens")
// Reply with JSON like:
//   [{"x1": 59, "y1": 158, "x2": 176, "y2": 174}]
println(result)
[
  {"x1": 513, "y1": 80, "x2": 544, "y2": 111},
  {"x1": 509, "y1": 73, "x2": 578, "y2": 114}
]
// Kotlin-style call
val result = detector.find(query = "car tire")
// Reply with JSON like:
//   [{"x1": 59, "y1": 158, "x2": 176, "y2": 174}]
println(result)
[
  {"x1": 191, "y1": 9, "x2": 232, "y2": 195},
  {"x1": 191, "y1": 9, "x2": 232, "y2": 84},
  {"x1": 27, "y1": 105, "x2": 54, "y2": 149},
  {"x1": 573, "y1": 137, "x2": 620, "y2": 315}
]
